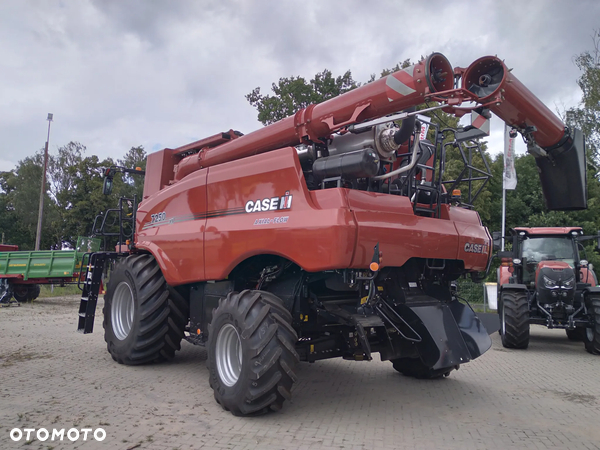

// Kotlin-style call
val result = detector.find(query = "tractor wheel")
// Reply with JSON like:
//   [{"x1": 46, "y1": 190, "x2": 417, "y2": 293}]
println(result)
[
  {"x1": 12, "y1": 285, "x2": 29, "y2": 303},
  {"x1": 566, "y1": 328, "x2": 585, "y2": 341},
  {"x1": 391, "y1": 357, "x2": 455, "y2": 379},
  {"x1": 583, "y1": 296, "x2": 600, "y2": 355},
  {"x1": 103, "y1": 254, "x2": 189, "y2": 365},
  {"x1": 207, "y1": 290, "x2": 299, "y2": 416},
  {"x1": 500, "y1": 290, "x2": 530, "y2": 349}
]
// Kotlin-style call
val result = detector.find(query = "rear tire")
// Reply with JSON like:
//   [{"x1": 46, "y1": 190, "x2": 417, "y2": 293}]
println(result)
[
  {"x1": 103, "y1": 254, "x2": 189, "y2": 365},
  {"x1": 207, "y1": 290, "x2": 299, "y2": 415},
  {"x1": 583, "y1": 296, "x2": 600, "y2": 355},
  {"x1": 566, "y1": 328, "x2": 585, "y2": 341},
  {"x1": 391, "y1": 357, "x2": 455, "y2": 379},
  {"x1": 500, "y1": 290, "x2": 530, "y2": 349}
]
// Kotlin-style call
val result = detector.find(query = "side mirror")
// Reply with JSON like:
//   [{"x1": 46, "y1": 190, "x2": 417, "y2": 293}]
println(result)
[
  {"x1": 103, "y1": 176, "x2": 113, "y2": 195},
  {"x1": 497, "y1": 250, "x2": 513, "y2": 259},
  {"x1": 492, "y1": 231, "x2": 502, "y2": 251},
  {"x1": 597, "y1": 230, "x2": 600, "y2": 251}
]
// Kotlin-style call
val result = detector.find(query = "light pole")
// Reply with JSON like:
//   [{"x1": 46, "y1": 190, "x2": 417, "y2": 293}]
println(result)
[{"x1": 35, "y1": 113, "x2": 53, "y2": 251}]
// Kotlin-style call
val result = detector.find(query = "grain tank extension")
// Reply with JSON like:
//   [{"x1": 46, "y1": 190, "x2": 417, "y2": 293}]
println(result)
[{"x1": 78, "y1": 52, "x2": 587, "y2": 415}]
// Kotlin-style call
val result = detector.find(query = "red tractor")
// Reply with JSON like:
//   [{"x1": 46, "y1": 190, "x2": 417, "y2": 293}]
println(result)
[
  {"x1": 496, "y1": 227, "x2": 600, "y2": 353},
  {"x1": 78, "y1": 52, "x2": 588, "y2": 415}
]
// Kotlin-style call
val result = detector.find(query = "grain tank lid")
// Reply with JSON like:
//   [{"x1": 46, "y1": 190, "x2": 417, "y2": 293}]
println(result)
[{"x1": 173, "y1": 130, "x2": 243, "y2": 156}]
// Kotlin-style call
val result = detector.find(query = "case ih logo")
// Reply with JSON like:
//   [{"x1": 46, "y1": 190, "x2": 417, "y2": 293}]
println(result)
[
  {"x1": 464, "y1": 242, "x2": 489, "y2": 254},
  {"x1": 245, "y1": 191, "x2": 293, "y2": 213}
]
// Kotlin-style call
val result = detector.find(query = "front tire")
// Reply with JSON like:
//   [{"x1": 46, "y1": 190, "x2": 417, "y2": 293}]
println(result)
[
  {"x1": 207, "y1": 290, "x2": 299, "y2": 416},
  {"x1": 103, "y1": 254, "x2": 189, "y2": 365},
  {"x1": 583, "y1": 295, "x2": 600, "y2": 355},
  {"x1": 500, "y1": 290, "x2": 530, "y2": 349},
  {"x1": 566, "y1": 328, "x2": 585, "y2": 341}
]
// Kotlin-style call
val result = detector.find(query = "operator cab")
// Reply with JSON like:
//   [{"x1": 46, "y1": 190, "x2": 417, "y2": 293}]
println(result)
[{"x1": 520, "y1": 235, "x2": 577, "y2": 286}]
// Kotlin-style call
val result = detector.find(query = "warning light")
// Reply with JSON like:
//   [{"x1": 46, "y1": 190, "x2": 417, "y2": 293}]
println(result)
[
  {"x1": 135, "y1": 167, "x2": 142, "y2": 171},
  {"x1": 370, "y1": 262, "x2": 380, "y2": 272},
  {"x1": 452, "y1": 189, "x2": 461, "y2": 197},
  {"x1": 197, "y1": 328, "x2": 201, "y2": 335}
]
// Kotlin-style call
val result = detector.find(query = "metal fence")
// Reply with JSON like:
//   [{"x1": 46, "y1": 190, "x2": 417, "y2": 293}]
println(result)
[{"x1": 454, "y1": 278, "x2": 491, "y2": 312}]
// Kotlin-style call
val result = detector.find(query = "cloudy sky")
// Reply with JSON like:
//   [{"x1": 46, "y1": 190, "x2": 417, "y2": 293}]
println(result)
[{"x1": 1, "y1": 0, "x2": 598, "y2": 173}]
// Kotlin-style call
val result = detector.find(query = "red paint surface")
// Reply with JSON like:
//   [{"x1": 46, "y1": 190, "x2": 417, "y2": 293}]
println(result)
[{"x1": 136, "y1": 148, "x2": 491, "y2": 286}]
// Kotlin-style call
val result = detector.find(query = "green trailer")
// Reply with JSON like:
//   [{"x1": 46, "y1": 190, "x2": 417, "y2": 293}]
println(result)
[{"x1": 0, "y1": 237, "x2": 100, "y2": 304}]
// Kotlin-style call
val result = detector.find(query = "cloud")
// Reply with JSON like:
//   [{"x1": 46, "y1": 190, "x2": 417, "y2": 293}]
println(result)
[{"x1": 0, "y1": 0, "x2": 598, "y2": 173}]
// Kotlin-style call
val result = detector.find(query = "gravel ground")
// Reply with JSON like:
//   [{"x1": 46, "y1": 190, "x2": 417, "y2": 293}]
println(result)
[{"x1": 1, "y1": 295, "x2": 600, "y2": 450}]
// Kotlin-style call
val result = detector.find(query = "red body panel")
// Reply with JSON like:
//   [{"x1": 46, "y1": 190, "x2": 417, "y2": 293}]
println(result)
[
  {"x1": 0, "y1": 244, "x2": 18, "y2": 252},
  {"x1": 498, "y1": 266, "x2": 511, "y2": 286},
  {"x1": 580, "y1": 267, "x2": 597, "y2": 286},
  {"x1": 137, "y1": 167, "x2": 209, "y2": 284},
  {"x1": 136, "y1": 148, "x2": 491, "y2": 286}
]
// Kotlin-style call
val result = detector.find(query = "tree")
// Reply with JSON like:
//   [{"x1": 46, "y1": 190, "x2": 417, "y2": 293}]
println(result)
[
  {"x1": 0, "y1": 152, "x2": 61, "y2": 249},
  {"x1": 0, "y1": 170, "x2": 23, "y2": 246},
  {"x1": 117, "y1": 146, "x2": 147, "y2": 200},
  {"x1": 246, "y1": 69, "x2": 359, "y2": 125},
  {"x1": 47, "y1": 142, "x2": 86, "y2": 212},
  {"x1": 566, "y1": 30, "x2": 600, "y2": 164}
]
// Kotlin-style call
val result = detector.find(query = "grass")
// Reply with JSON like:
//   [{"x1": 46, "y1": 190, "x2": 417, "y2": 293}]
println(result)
[{"x1": 38, "y1": 284, "x2": 83, "y2": 298}]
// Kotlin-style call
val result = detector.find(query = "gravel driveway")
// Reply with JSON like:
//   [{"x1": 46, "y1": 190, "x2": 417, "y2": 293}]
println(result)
[{"x1": 1, "y1": 295, "x2": 600, "y2": 449}]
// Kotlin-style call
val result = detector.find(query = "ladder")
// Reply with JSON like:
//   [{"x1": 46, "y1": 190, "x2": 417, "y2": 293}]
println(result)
[{"x1": 77, "y1": 252, "x2": 112, "y2": 333}]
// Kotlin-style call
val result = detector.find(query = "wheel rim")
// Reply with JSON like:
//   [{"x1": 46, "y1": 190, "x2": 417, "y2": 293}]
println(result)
[
  {"x1": 111, "y1": 281, "x2": 135, "y2": 341},
  {"x1": 215, "y1": 323, "x2": 243, "y2": 387},
  {"x1": 586, "y1": 327, "x2": 594, "y2": 343}
]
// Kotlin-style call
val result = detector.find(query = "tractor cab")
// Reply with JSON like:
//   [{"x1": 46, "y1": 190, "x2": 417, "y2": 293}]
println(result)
[{"x1": 520, "y1": 234, "x2": 577, "y2": 288}]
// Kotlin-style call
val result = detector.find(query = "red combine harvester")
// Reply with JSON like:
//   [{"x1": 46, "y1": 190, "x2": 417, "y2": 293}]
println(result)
[{"x1": 79, "y1": 52, "x2": 588, "y2": 415}]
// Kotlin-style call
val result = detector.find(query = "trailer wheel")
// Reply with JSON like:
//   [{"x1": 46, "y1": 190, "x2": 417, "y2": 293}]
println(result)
[
  {"x1": 391, "y1": 357, "x2": 455, "y2": 379},
  {"x1": 500, "y1": 290, "x2": 530, "y2": 349},
  {"x1": 103, "y1": 254, "x2": 189, "y2": 365},
  {"x1": 583, "y1": 295, "x2": 600, "y2": 355},
  {"x1": 566, "y1": 328, "x2": 585, "y2": 341},
  {"x1": 28, "y1": 285, "x2": 40, "y2": 301},
  {"x1": 207, "y1": 290, "x2": 299, "y2": 416},
  {"x1": 12, "y1": 285, "x2": 29, "y2": 303}
]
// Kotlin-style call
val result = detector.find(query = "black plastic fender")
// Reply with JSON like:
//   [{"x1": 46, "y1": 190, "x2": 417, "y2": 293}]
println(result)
[
  {"x1": 403, "y1": 300, "x2": 492, "y2": 370},
  {"x1": 583, "y1": 286, "x2": 600, "y2": 295},
  {"x1": 500, "y1": 283, "x2": 528, "y2": 291},
  {"x1": 498, "y1": 284, "x2": 529, "y2": 310}
]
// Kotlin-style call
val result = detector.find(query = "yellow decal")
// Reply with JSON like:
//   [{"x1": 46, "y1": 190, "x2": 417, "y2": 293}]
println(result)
[{"x1": 360, "y1": 296, "x2": 368, "y2": 305}]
